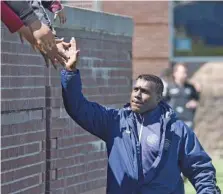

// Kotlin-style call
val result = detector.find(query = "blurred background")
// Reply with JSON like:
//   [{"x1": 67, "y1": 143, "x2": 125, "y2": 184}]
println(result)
[{"x1": 1, "y1": 1, "x2": 223, "y2": 194}]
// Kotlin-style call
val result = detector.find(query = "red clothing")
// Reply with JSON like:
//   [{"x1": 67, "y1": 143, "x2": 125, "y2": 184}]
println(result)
[
  {"x1": 1, "y1": 1, "x2": 24, "y2": 33},
  {"x1": 41, "y1": 0, "x2": 63, "y2": 13},
  {"x1": 1, "y1": 1, "x2": 63, "y2": 33}
]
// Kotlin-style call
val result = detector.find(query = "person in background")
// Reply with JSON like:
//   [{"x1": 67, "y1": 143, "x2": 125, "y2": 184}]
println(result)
[
  {"x1": 164, "y1": 63, "x2": 200, "y2": 129},
  {"x1": 160, "y1": 67, "x2": 173, "y2": 98},
  {"x1": 1, "y1": 1, "x2": 68, "y2": 66}
]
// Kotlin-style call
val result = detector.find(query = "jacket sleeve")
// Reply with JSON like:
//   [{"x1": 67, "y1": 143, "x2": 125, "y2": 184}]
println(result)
[
  {"x1": 61, "y1": 69, "x2": 118, "y2": 141},
  {"x1": 4, "y1": 1, "x2": 39, "y2": 26},
  {"x1": 1, "y1": 1, "x2": 24, "y2": 33},
  {"x1": 179, "y1": 122, "x2": 221, "y2": 194},
  {"x1": 41, "y1": 0, "x2": 63, "y2": 13}
]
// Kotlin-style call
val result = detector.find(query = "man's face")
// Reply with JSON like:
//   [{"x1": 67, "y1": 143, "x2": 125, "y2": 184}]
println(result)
[
  {"x1": 173, "y1": 65, "x2": 188, "y2": 83},
  {"x1": 130, "y1": 79, "x2": 160, "y2": 114}
]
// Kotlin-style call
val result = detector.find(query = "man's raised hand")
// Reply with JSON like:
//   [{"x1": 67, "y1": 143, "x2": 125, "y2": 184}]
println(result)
[{"x1": 64, "y1": 37, "x2": 80, "y2": 71}]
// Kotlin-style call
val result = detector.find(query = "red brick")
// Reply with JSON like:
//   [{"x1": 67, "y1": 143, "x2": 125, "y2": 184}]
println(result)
[
  {"x1": 1, "y1": 143, "x2": 41, "y2": 160},
  {"x1": 82, "y1": 86, "x2": 131, "y2": 96},
  {"x1": 57, "y1": 164, "x2": 85, "y2": 178},
  {"x1": 1, "y1": 98, "x2": 45, "y2": 111},
  {"x1": 50, "y1": 179, "x2": 65, "y2": 190},
  {"x1": 102, "y1": 1, "x2": 168, "y2": 24},
  {"x1": 133, "y1": 25, "x2": 169, "y2": 58},
  {"x1": 50, "y1": 143, "x2": 100, "y2": 159},
  {"x1": 50, "y1": 126, "x2": 88, "y2": 138},
  {"x1": 1, "y1": 174, "x2": 41, "y2": 194},
  {"x1": 133, "y1": 58, "x2": 169, "y2": 79},
  {"x1": 1, "y1": 77, "x2": 46, "y2": 88},
  {"x1": 1, "y1": 27, "x2": 21, "y2": 42},
  {"x1": 65, "y1": 178, "x2": 106, "y2": 194},
  {"x1": 87, "y1": 159, "x2": 107, "y2": 171},
  {"x1": 107, "y1": 77, "x2": 130, "y2": 86},
  {"x1": 50, "y1": 151, "x2": 106, "y2": 170},
  {"x1": 19, "y1": 184, "x2": 45, "y2": 194},
  {"x1": 57, "y1": 159, "x2": 107, "y2": 179},
  {"x1": 48, "y1": 189, "x2": 64, "y2": 194},
  {"x1": 57, "y1": 135, "x2": 98, "y2": 148},
  {"x1": 108, "y1": 69, "x2": 132, "y2": 77},
  {"x1": 88, "y1": 94, "x2": 130, "y2": 105},
  {"x1": 1, "y1": 41, "x2": 35, "y2": 54},
  {"x1": 1, "y1": 120, "x2": 45, "y2": 136},
  {"x1": 1, "y1": 64, "x2": 45, "y2": 76},
  {"x1": 65, "y1": 169, "x2": 106, "y2": 187},
  {"x1": 1, "y1": 163, "x2": 45, "y2": 183},
  {"x1": 2, "y1": 131, "x2": 45, "y2": 147},
  {"x1": 82, "y1": 77, "x2": 107, "y2": 86},
  {"x1": 1, "y1": 53, "x2": 44, "y2": 66},
  {"x1": 1, "y1": 88, "x2": 45, "y2": 99},
  {"x1": 1, "y1": 152, "x2": 44, "y2": 172}
]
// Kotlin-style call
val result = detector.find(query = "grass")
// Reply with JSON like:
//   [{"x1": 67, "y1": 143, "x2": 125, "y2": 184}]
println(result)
[{"x1": 185, "y1": 160, "x2": 223, "y2": 194}]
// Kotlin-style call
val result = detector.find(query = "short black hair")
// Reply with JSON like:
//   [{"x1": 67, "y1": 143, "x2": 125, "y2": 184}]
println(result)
[{"x1": 136, "y1": 74, "x2": 164, "y2": 96}]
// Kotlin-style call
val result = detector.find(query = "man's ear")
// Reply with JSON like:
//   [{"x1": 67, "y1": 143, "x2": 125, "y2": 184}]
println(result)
[{"x1": 156, "y1": 94, "x2": 162, "y2": 103}]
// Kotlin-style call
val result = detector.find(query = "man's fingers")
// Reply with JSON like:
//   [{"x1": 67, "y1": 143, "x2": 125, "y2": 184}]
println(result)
[
  {"x1": 75, "y1": 50, "x2": 80, "y2": 57},
  {"x1": 45, "y1": 41, "x2": 57, "y2": 51},
  {"x1": 58, "y1": 49, "x2": 69, "y2": 60},
  {"x1": 76, "y1": 50, "x2": 80, "y2": 61},
  {"x1": 62, "y1": 42, "x2": 71, "y2": 49},
  {"x1": 55, "y1": 38, "x2": 63, "y2": 44},
  {"x1": 70, "y1": 37, "x2": 77, "y2": 50}
]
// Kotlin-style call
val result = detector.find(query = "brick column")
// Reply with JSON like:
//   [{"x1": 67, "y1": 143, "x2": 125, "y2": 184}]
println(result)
[{"x1": 1, "y1": 6, "x2": 133, "y2": 194}]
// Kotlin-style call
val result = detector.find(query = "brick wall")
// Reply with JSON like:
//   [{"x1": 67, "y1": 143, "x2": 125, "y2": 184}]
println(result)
[
  {"x1": 1, "y1": 28, "x2": 46, "y2": 194},
  {"x1": 102, "y1": 1, "x2": 169, "y2": 79},
  {"x1": 1, "y1": 7, "x2": 133, "y2": 194}
]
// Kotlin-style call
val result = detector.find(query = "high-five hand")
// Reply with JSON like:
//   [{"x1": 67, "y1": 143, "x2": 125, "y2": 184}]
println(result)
[{"x1": 64, "y1": 37, "x2": 80, "y2": 71}]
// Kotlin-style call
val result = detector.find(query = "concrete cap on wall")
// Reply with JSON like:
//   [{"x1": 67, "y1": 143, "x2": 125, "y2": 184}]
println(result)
[{"x1": 50, "y1": 6, "x2": 134, "y2": 37}]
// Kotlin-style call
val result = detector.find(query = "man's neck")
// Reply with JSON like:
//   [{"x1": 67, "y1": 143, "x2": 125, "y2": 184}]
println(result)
[{"x1": 175, "y1": 80, "x2": 185, "y2": 87}]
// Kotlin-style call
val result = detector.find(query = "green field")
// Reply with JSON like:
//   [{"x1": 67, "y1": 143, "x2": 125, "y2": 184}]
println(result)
[{"x1": 185, "y1": 160, "x2": 223, "y2": 194}]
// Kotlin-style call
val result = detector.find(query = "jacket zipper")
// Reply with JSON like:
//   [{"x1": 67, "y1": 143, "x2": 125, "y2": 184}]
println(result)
[
  {"x1": 138, "y1": 116, "x2": 144, "y2": 143},
  {"x1": 135, "y1": 114, "x2": 144, "y2": 185}
]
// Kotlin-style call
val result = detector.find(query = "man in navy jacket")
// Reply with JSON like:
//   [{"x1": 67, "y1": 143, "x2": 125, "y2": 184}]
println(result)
[{"x1": 61, "y1": 38, "x2": 221, "y2": 194}]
